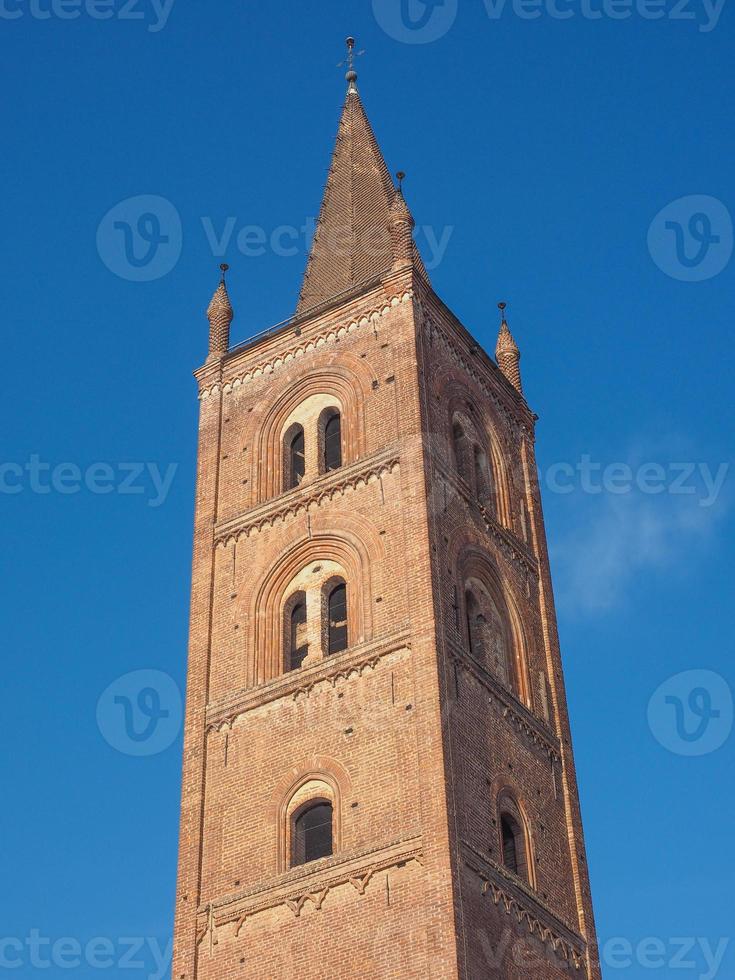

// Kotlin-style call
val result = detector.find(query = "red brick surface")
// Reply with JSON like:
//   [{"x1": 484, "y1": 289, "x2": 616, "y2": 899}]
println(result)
[{"x1": 172, "y1": 267, "x2": 600, "y2": 979}]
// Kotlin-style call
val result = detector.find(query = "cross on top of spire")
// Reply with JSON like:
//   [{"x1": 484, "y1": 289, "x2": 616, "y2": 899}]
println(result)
[{"x1": 338, "y1": 36, "x2": 364, "y2": 92}]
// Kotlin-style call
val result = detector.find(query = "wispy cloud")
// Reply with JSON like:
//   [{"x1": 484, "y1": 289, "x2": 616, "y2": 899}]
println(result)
[{"x1": 548, "y1": 447, "x2": 730, "y2": 615}]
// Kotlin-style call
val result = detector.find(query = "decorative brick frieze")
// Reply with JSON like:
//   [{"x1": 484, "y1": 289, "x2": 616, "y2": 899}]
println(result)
[
  {"x1": 462, "y1": 843, "x2": 587, "y2": 972},
  {"x1": 198, "y1": 289, "x2": 415, "y2": 399},
  {"x1": 447, "y1": 638, "x2": 559, "y2": 762},
  {"x1": 205, "y1": 630, "x2": 411, "y2": 732},
  {"x1": 214, "y1": 450, "x2": 400, "y2": 548},
  {"x1": 196, "y1": 836, "x2": 424, "y2": 945},
  {"x1": 434, "y1": 460, "x2": 539, "y2": 579}
]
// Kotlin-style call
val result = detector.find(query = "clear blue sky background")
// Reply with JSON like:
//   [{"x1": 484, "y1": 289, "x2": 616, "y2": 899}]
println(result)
[{"x1": 1, "y1": 2, "x2": 733, "y2": 977}]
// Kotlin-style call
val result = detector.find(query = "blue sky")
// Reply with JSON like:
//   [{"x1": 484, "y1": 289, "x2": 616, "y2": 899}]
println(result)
[{"x1": 1, "y1": 2, "x2": 733, "y2": 977}]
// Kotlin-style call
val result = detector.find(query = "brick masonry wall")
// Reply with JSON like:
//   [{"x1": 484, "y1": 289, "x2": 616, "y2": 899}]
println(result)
[{"x1": 172, "y1": 267, "x2": 600, "y2": 980}]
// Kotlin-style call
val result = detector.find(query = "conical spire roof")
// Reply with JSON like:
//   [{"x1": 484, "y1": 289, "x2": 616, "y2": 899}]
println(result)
[
  {"x1": 207, "y1": 280, "x2": 233, "y2": 323},
  {"x1": 495, "y1": 305, "x2": 523, "y2": 394},
  {"x1": 296, "y1": 83, "x2": 426, "y2": 315}
]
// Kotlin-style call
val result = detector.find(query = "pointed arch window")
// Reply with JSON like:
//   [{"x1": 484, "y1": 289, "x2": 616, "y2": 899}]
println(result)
[
  {"x1": 285, "y1": 425, "x2": 305, "y2": 491},
  {"x1": 285, "y1": 592, "x2": 308, "y2": 672},
  {"x1": 327, "y1": 581, "x2": 348, "y2": 655},
  {"x1": 452, "y1": 421, "x2": 473, "y2": 486},
  {"x1": 292, "y1": 800, "x2": 333, "y2": 866},
  {"x1": 464, "y1": 582, "x2": 511, "y2": 688},
  {"x1": 322, "y1": 409, "x2": 343, "y2": 472},
  {"x1": 474, "y1": 446, "x2": 493, "y2": 502},
  {"x1": 501, "y1": 815, "x2": 519, "y2": 873},
  {"x1": 499, "y1": 808, "x2": 529, "y2": 882},
  {"x1": 465, "y1": 589, "x2": 484, "y2": 661}
]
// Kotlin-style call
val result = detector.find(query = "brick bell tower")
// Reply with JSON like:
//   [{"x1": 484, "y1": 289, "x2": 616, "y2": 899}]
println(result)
[{"x1": 173, "y1": 44, "x2": 601, "y2": 980}]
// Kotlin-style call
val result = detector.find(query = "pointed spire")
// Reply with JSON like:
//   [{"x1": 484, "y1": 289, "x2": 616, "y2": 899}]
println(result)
[
  {"x1": 495, "y1": 302, "x2": 523, "y2": 393},
  {"x1": 295, "y1": 50, "x2": 428, "y2": 316},
  {"x1": 207, "y1": 264, "x2": 233, "y2": 358}
]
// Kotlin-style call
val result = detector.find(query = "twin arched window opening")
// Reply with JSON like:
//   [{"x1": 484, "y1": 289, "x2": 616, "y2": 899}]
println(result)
[
  {"x1": 453, "y1": 419, "x2": 494, "y2": 506},
  {"x1": 291, "y1": 799, "x2": 334, "y2": 866},
  {"x1": 284, "y1": 408, "x2": 342, "y2": 492},
  {"x1": 285, "y1": 579, "x2": 348, "y2": 672},
  {"x1": 465, "y1": 583, "x2": 512, "y2": 690}
]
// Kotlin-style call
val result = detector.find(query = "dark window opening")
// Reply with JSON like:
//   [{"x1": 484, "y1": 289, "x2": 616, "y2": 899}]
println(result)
[
  {"x1": 287, "y1": 598, "x2": 308, "y2": 671},
  {"x1": 466, "y1": 590, "x2": 483, "y2": 660},
  {"x1": 453, "y1": 421, "x2": 472, "y2": 486},
  {"x1": 501, "y1": 813, "x2": 527, "y2": 880},
  {"x1": 327, "y1": 582, "x2": 348, "y2": 655},
  {"x1": 292, "y1": 801, "x2": 333, "y2": 866},
  {"x1": 287, "y1": 427, "x2": 305, "y2": 490},
  {"x1": 324, "y1": 411, "x2": 342, "y2": 472}
]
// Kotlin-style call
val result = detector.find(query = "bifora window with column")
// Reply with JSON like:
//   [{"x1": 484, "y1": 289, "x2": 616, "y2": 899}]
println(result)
[
  {"x1": 280, "y1": 403, "x2": 344, "y2": 493},
  {"x1": 283, "y1": 572, "x2": 349, "y2": 673}
]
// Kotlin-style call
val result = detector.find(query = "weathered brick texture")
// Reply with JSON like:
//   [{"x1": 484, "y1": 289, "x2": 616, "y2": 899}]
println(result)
[{"x1": 173, "y1": 78, "x2": 600, "y2": 980}]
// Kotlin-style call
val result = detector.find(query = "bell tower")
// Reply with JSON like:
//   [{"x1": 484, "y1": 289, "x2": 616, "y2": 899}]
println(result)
[{"x1": 173, "y1": 49, "x2": 601, "y2": 980}]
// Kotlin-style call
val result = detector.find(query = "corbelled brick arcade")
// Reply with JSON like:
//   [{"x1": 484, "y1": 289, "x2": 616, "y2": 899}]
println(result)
[{"x1": 173, "y1": 53, "x2": 601, "y2": 980}]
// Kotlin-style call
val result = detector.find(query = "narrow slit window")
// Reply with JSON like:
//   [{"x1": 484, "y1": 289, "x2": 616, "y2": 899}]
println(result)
[
  {"x1": 287, "y1": 427, "x2": 305, "y2": 490},
  {"x1": 287, "y1": 597, "x2": 308, "y2": 672},
  {"x1": 324, "y1": 411, "x2": 342, "y2": 472},
  {"x1": 327, "y1": 582, "x2": 348, "y2": 655}
]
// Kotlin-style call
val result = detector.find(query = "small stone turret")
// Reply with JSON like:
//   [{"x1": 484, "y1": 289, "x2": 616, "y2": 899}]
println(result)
[
  {"x1": 207, "y1": 264, "x2": 234, "y2": 359},
  {"x1": 495, "y1": 302, "x2": 523, "y2": 393}
]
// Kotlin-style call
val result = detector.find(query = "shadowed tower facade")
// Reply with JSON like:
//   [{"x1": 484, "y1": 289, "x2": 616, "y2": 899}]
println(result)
[{"x1": 173, "y1": 56, "x2": 601, "y2": 980}]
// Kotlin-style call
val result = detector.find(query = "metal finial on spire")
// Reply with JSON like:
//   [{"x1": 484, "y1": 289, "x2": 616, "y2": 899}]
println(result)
[
  {"x1": 396, "y1": 171, "x2": 406, "y2": 191},
  {"x1": 338, "y1": 36, "x2": 364, "y2": 91},
  {"x1": 498, "y1": 301, "x2": 507, "y2": 323},
  {"x1": 220, "y1": 262, "x2": 229, "y2": 282}
]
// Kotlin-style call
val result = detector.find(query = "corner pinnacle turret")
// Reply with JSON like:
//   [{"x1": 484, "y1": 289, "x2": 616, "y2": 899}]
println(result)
[
  {"x1": 495, "y1": 302, "x2": 523, "y2": 394},
  {"x1": 206, "y1": 264, "x2": 234, "y2": 358}
]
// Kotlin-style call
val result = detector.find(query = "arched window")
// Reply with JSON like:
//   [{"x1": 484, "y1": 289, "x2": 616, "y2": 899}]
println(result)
[
  {"x1": 500, "y1": 810, "x2": 529, "y2": 882},
  {"x1": 327, "y1": 581, "x2": 348, "y2": 655},
  {"x1": 464, "y1": 582, "x2": 511, "y2": 688},
  {"x1": 474, "y1": 446, "x2": 494, "y2": 503},
  {"x1": 285, "y1": 592, "x2": 308, "y2": 672},
  {"x1": 284, "y1": 425, "x2": 305, "y2": 491},
  {"x1": 465, "y1": 590, "x2": 484, "y2": 660},
  {"x1": 292, "y1": 800, "x2": 333, "y2": 866},
  {"x1": 452, "y1": 421, "x2": 472, "y2": 486},
  {"x1": 322, "y1": 409, "x2": 342, "y2": 472}
]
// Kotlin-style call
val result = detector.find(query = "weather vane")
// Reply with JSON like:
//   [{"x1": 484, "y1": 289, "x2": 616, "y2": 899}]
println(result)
[{"x1": 337, "y1": 36, "x2": 365, "y2": 85}]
